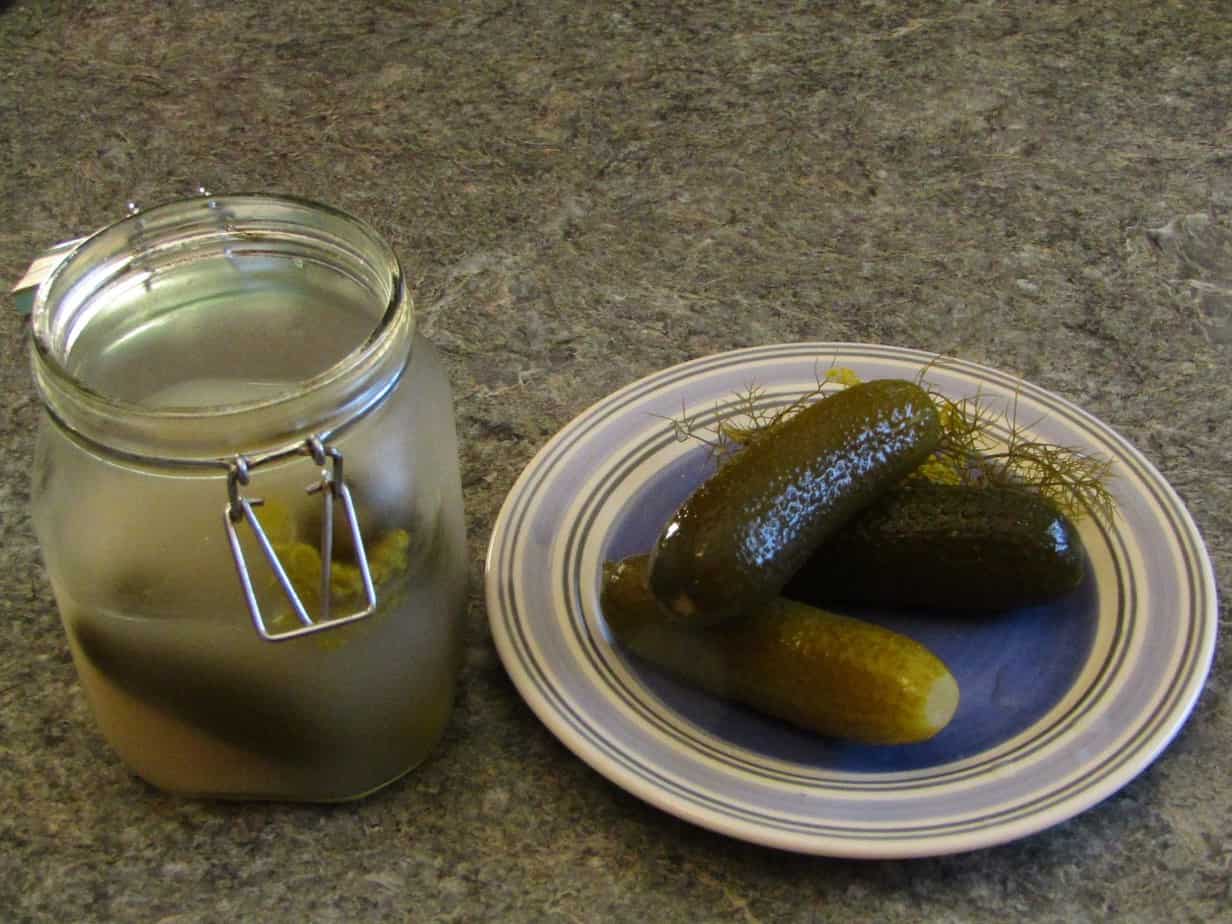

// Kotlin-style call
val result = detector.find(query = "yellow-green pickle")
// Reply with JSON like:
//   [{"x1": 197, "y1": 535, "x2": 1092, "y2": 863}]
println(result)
[{"x1": 604, "y1": 556, "x2": 959, "y2": 744}]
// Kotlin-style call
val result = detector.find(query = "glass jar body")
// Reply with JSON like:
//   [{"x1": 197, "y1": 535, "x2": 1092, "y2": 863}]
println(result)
[
  {"x1": 32, "y1": 335, "x2": 467, "y2": 801},
  {"x1": 28, "y1": 196, "x2": 467, "y2": 801}
]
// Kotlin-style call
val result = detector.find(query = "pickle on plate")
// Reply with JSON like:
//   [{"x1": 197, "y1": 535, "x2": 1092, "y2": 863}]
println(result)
[
  {"x1": 784, "y1": 481, "x2": 1087, "y2": 611},
  {"x1": 648, "y1": 379, "x2": 942, "y2": 626},
  {"x1": 604, "y1": 555, "x2": 959, "y2": 745}
]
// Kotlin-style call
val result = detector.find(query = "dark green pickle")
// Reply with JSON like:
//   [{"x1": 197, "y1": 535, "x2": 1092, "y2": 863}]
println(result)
[
  {"x1": 72, "y1": 619, "x2": 331, "y2": 763},
  {"x1": 783, "y1": 480, "x2": 1087, "y2": 611},
  {"x1": 648, "y1": 379, "x2": 942, "y2": 625}
]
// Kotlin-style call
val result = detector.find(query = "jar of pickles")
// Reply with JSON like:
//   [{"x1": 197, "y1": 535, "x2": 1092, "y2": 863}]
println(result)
[{"x1": 25, "y1": 194, "x2": 468, "y2": 801}]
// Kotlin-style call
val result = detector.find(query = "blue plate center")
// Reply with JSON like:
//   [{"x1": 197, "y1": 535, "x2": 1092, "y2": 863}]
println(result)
[{"x1": 602, "y1": 449, "x2": 1100, "y2": 773}]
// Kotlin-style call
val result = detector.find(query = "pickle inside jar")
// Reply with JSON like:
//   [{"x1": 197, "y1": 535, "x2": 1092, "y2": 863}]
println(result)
[{"x1": 71, "y1": 499, "x2": 416, "y2": 764}]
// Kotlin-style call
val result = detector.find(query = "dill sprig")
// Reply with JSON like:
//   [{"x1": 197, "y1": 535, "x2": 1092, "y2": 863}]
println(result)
[
  {"x1": 921, "y1": 391, "x2": 1117, "y2": 524},
  {"x1": 666, "y1": 362, "x2": 1117, "y2": 525},
  {"x1": 658, "y1": 361, "x2": 858, "y2": 464}
]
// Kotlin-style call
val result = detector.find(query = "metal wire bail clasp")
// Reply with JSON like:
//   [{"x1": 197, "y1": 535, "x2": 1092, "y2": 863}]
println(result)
[{"x1": 223, "y1": 437, "x2": 378, "y2": 641}]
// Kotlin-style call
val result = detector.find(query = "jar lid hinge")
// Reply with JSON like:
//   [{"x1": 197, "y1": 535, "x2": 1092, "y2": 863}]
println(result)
[{"x1": 223, "y1": 437, "x2": 377, "y2": 642}]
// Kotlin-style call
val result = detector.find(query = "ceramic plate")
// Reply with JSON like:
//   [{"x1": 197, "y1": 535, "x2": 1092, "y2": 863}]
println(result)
[{"x1": 485, "y1": 343, "x2": 1217, "y2": 857}]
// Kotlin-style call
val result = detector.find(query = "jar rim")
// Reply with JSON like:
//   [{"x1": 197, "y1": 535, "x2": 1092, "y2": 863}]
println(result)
[{"x1": 30, "y1": 194, "x2": 414, "y2": 464}]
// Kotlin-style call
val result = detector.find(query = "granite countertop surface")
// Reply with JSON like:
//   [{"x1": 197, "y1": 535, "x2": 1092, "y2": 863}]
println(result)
[{"x1": 1, "y1": 1, "x2": 1230, "y2": 921}]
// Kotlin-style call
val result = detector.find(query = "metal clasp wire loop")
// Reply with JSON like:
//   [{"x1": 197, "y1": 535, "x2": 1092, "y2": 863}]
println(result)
[{"x1": 224, "y1": 438, "x2": 377, "y2": 642}]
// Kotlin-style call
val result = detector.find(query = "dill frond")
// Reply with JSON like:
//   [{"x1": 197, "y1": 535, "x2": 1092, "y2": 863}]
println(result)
[
  {"x1": 917, "y1": 388, "x2": 1116, "y2": 524},
  {"x1": 664, "y1": 358, "x2": 1116, "y2": 524},
  {"x1": 669, "y1": 364, "x2": 862, "y2": 465}
]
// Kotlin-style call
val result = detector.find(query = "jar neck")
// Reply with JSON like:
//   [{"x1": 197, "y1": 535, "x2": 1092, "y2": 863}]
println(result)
[{"x1": 30, "y1": 195, "x2": 413, "y2": 466}]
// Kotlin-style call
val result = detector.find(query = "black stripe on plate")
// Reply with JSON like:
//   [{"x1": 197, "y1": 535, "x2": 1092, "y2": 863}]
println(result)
[{"x1": 490, "y1": 345, "x2": 1211, "y2": 844}]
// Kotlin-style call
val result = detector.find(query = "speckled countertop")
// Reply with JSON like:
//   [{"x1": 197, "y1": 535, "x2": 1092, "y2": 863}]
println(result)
[{"x1": 1, "y1": 2, "x2": 1230, "y2": 921}]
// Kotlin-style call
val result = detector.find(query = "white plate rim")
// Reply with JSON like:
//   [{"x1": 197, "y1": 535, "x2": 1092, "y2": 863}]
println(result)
[{"x1": 484, "y1": 342, "x2": 1218, "y2": 857}]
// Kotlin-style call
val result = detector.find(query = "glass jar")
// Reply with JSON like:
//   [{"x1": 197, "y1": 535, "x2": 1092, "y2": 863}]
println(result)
[{"x1": 27, "y1": 194, "x2": 467, "y2": 801}]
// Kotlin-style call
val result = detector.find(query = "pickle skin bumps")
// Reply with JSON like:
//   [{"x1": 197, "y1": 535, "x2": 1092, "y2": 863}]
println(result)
[
  {"x1": 604, "y1": 555, "x2": 959, "y2": 745},
  {"x1": 648, "y1": 380, "x2": 942, "y2": 626}
]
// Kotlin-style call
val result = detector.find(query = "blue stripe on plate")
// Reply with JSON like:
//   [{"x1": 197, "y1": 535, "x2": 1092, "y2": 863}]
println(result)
[{"x1": 487, "y1": 343, "x2": 1215, "y2": 853}]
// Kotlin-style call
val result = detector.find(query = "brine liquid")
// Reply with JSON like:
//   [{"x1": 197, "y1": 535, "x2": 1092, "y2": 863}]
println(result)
[{"x1": 66, "y1": 252, "x2": 380, "y2": 408}]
